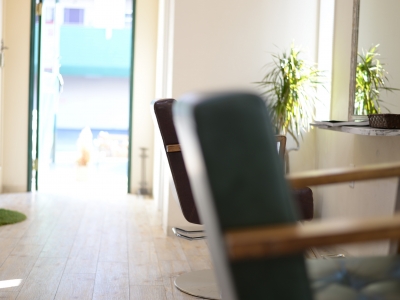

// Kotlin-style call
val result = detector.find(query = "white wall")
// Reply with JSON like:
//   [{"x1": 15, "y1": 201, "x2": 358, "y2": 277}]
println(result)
[
  {"x1": 171, "y1": 0, "x2": 319, "y2": 97},
  {"x1": 157, "y1": 0, "x2": 320, "y2": 234},
  {"x1": 172, "y1": 0, "x2": 320, "y2": 173},
  {"x1": 314, "y1": 0, "x2": 400, "y2": 256},
  {"x1": 130, "y1": 0, "x2": 158, "y2": 194},
  {"x1": 2, "y1": 0, "x2": 31, "y2": 192}
]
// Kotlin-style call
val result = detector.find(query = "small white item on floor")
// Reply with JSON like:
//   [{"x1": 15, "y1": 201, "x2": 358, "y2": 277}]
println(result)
[{"x1": 76, "y1": 126, "x2": 93, "y2": 166}]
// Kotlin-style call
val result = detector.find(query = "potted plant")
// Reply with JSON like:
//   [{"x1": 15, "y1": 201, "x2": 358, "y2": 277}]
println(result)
[
  {"x1": 256, "y1": 44, "x2": 319, "y2": 224},
  {"x1": 355, "y1": 44, "x2": 399, "y2": 119},
  {"x1": 256, "y1": 44, "x2": 325, "y2": 150}
]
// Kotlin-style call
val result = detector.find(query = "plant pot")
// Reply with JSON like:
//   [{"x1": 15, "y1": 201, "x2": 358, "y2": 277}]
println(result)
[{"x1": 368, "y1": 114, "x2": 400, "y2": 129}]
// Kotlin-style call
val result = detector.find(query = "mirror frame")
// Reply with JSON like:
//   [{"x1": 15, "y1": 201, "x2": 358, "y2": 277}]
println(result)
[{"x1": 348, "y1": 0, "x2": 366, "y2": 121}]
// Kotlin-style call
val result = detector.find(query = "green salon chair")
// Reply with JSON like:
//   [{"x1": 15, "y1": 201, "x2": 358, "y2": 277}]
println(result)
[{"x1": 173, "y1": 91, "x2": 400, "y2": 300}]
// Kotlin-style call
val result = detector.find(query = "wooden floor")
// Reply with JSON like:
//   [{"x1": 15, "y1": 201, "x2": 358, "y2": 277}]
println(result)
[{"x1": 0, "y1": 191, "x2": 212, "y2": 299}]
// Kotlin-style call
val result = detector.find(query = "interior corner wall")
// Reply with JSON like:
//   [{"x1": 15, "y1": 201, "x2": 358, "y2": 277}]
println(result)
[
  {"x1": 2, "y1": 0, "x2": 31, "y2": 193},
  {"x1": 130, "y1": 0, "x2": 158, "y2": 194},
  {"x1": 315, "y1": 0, "x2": 400, "y2": 256}
]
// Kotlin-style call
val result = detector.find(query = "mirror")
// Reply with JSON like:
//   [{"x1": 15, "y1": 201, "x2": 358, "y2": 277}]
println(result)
[{"x1": 349, "y1": 0, "x2": 400, "y2": 119}]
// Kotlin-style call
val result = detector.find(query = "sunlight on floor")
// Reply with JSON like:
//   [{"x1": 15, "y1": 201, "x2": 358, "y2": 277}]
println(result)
[
  {"x1": 38, "y1": 163, "x2": 128, "y2": 197},
  {"x1": 0, "y1": 279, "x2": 22, "y2": 289}
]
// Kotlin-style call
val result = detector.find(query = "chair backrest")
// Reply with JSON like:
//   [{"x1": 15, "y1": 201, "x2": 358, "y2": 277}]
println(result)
[
  {"x1": 152, "y1": 98, "x2": 201, "y2": 224},
  {"x1": 173, "y1": 92, "x2": 312, "y2": 300}
]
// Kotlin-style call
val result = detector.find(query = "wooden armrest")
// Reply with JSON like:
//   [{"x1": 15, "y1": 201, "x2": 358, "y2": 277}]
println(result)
[
  {"x1": 225, "y1": 213, "x2": 400, "y2": 261},
  {"x1": 287, "y1": 161, "x2": 400, "y2": 188}
]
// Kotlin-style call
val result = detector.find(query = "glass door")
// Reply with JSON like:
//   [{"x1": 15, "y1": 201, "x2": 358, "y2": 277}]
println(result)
[
  {"x1": 28, "y1": 0, "x2": 42, "y2": 191},
  {"x1": 29, "y1": 0, "x2": 135, "y2": 193}
]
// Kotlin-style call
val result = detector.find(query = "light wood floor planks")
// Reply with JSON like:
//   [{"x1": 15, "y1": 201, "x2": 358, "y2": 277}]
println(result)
[{"x1": 0, "y1": 192, "x2": 212, "y2": 299}]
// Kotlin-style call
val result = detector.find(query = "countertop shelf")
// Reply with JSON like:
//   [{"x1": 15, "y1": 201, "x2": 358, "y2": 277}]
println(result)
[{"x1": 313, "y1": 125, "x2": 400, "y2": 136}]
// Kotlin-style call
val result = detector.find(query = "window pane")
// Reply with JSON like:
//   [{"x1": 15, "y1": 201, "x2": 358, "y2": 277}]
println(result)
[{"x1": 64, "y1": 8, "x2": 84, "y2": 25}]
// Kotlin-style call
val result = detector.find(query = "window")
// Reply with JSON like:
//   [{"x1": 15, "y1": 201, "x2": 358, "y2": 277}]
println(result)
[
  {"x1": 125, "y1": 11, "x2": 133, "y2": 27},
  {"x1": 64, "y1": 8, "x2": 85, "y2": 25},
  {"x1": 45, "y1": 7, "x2": 55, "y2": 24}
]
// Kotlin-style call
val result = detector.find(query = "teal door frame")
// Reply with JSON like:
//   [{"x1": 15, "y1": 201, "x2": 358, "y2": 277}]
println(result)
[
  {"x1": 27, "y1": 0, "x2": 42, "y2": 191},
  {"x1": 27, "y1": 0, "x2": 136, "y2": 193},
  {"x1": 127, "y1": 0, "x2": 137, "y2": 193}
]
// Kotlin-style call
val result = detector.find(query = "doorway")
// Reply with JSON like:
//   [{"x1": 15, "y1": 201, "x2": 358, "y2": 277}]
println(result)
[{"x1": 28, "y1": 0, "x2": 134, "y2": 195}]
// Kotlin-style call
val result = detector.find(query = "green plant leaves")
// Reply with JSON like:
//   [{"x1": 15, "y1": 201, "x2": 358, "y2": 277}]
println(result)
[
  {"x1": 355, "y1": 44, "x2": 400, "y2": 115},
  {"x1": 256, "y1": 44, "x2": 325, "y2": 146}
]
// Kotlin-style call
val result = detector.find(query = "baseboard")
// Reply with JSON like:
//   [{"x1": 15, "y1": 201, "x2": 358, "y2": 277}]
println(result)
[{"x1": 2, "y1": 185, "x2": 27, "y2": 193}]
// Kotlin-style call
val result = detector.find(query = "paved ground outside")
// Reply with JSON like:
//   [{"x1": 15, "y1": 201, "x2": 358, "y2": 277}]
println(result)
[{"x1": 38, "y1": 128, "x2": 129, "y2": 195}]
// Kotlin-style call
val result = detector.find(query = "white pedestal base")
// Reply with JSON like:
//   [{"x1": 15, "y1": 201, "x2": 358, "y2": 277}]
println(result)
[{"x1": 174, "y1": 269, "x2": 221, "y2": 299}]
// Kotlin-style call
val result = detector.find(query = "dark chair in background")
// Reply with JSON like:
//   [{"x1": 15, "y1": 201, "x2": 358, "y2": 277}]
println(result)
[
  {"x1": 173, "y1": 91, "x2": 400, "y2": 300},
  {"x1": 152, "y1": 99, "x2": 219, "y2": 299},
  {"x1": 276, "y1": 135, "x2": 314, "y2": 221},
  {"x1": 152, "y1": 98, "x2": 314, "y2": 299}
]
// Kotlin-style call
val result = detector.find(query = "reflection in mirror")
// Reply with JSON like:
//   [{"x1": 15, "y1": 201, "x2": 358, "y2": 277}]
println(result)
[{"x1": 349, "y1": 0, "x2": 400, "y2": 119}]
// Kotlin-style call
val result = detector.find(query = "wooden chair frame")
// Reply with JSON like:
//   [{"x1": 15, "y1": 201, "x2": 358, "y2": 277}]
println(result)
[{"x1": 225, "y1": 162, "x2": 400, "y2": 260}]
